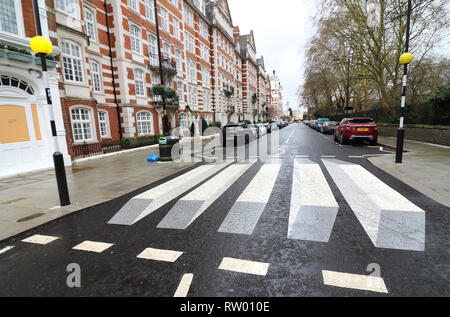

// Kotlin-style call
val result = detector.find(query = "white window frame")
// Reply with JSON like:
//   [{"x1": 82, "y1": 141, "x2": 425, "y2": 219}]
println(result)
[
  {"x1": 148, "y1": 33, "x2": 158, "y2": 65},
  {"x1": 179, "y1": 113, "x2": 188, "y2": 129},
  {"x1": 130, "y1": 25, "x2": 142, "y2": 54},
  {"x1": 177, "y1": 81, "x2": 183, "y2": 102},
  {"x1": 145, "y1": 0, "x2": 155, "y2": 22},
  {"x1": 0, "y1": 0, "x2": 25, "y2": 36},
  {"x1": 61, "y1": 40, "x2": 84, "y2": 83},
  {"x1": 97, "y1": 110, "x2": 110, "y2": 138},
  {"x1": 83, "y1": 7, "x2": 97, "y2": 42},
  {"x1": 160, "y1": 7, "x2": 169, "y2": 32},
  {"x1": 136, "y1": 111, "x2": 154, "y2": 136},
  {"x1": 90, "y1": 60, "x2": 102, "y2": 93},
  {"x1": 128, "y1": 0, "x2": 138, "y2": 12},
  {"x1": 55, "y1": 0, "x2": 77, "y2": 16},
  {"x1": 173, "y1": 18, "x2": 180, "y2": 40},
  {"x1": 134, "y1": 69, "x2": 145, "y2": 97},
  {"x1": 175, "y1": 49, "x2": 182, "y2": 71},
  {"x1": 70, "y1": 107, "x2": 96, "y2": 143}
]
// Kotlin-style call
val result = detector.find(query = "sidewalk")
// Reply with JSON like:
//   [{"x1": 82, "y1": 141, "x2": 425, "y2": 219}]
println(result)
[
  {"x1": 370, "y1": 136, "x2": 450, "y2": 207},
  {"x1": 0, "y1": 145, "x2": 197, "y2": 242}
]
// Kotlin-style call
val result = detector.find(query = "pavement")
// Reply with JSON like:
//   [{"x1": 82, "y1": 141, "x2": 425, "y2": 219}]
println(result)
[
  {"x1": 0, "y1": 144, "x2": 196, "y2": 242},
  {"x1": 0, "y1": 123, "x2": 448, "y2": 297},
  {"x1": 369, "y1": 136, "x2": 450, "y2": 208}
]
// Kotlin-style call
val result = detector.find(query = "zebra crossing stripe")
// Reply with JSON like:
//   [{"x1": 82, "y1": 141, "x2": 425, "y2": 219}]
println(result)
[
  {"x1": 72, "y1": 241, "x2": 114, "y2": 253},
  {"x1": 108, "y1": 161, "x2": 232, "y2": 225},
  {"x1": 322, "y1": 270, "x2": 388, "y2": 293},
  {"x1": 218, "y1": 163, "x2": 281, "y2": 235},
  {"x1": 22, "y1": 234, "x2": 59, "y2": 245},
  {"x1": 157, "y1": 162, "x2": 255, "y2": 230},
  {"x1": 218, "y1": 257, "x2": 270, "y2": 276},
  {"x1": 174, "y1": 273, "x2": 194, "y2": 297},
  {"x1": 322, "y1": 159, "x2": 425, "y2": 251},
  {"x1": 137, "y1": 247, "x2": 183, "y2": 262},
  {"x1": 288, "y1": 158, "x2": 339, "y2": 242}
]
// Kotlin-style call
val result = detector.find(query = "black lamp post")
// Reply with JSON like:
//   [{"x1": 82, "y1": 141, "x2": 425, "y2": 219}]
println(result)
[
  {"x1": 31, "y1": 0, "x2": 70, "y2": 206},
  {"x1": 396, "y1": 0, "x2": 413, "y2": 164}
]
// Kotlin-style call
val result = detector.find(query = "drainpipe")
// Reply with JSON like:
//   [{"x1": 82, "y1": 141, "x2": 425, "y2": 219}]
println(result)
[{"x1": 104, "y1": 0, "x2": 122, "y2": 139}]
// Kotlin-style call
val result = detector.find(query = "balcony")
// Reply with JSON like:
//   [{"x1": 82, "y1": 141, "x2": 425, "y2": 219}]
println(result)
[
  {"x1": 148, "y1": 54, "x2": 178, "y2": 80},
  {"x1": 224, "y1": 85, "x2": 235, "y2": 98}
]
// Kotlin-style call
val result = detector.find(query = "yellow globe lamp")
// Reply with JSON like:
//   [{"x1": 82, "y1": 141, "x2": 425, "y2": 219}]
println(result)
[
  {"x1": 399, "y1": 52, "x2": 414, "y2": 65},
  {"x1": 30, "y1": 36, "x2": 53, "y2": 55}
]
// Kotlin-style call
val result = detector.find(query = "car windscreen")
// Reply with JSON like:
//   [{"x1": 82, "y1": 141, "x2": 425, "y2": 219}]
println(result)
[{"x1": 348, "y1": 119, "x2": 375, "y2": 124}]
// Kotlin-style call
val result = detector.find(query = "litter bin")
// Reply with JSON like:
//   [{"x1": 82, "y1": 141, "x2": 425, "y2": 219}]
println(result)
[{"x1": 159, "y1": 136, "x2": 180, "y2": 162}]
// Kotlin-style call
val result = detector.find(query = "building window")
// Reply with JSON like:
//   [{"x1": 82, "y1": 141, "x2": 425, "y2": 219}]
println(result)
[
  {"x1": 179, "y1": 113, "x2": 188, "y2": 129},
  {"x1": 128, "y1": 0, "x2": 138, "y2": 12},
  {"x1": 90, "y1": 61, "x2": 102, "y2": 93},
  {"x1": 71, "y1": 108, "x2": 94, "y2": 142},
  {"x1": 98, "y1": 110, "x2": 110, "y2": 138},
  {"x1": 177, "y1": 81, "x2": 183, "y2": 102},
  {"x1": 84, "y1": 7, "x2": 96, "y2": 41},
  {"x1": 61, "y1": 40, "x2": 84, "y2": 82},
  {"x1": 163, "y1": 42, "x2": 171, "y2": 60},
  {"x1": 173, "y1": 18, "x2": 180, "y2": 40},
  {"x1": 160, "y1": 7, "x2": 169, "y2": 32},
  {"x1": 55, "y1": 0, "x2": 76, "y2": 15},
  {"x1": 188, "y1": 35, "x2": 194, "y2": 53},
  {"x1": 137, "y1": 111, "x2": 153, "y2": 135},
  {"x1": 175, "y1": 49, "x2": 182, "y2": 71},
  {"x1": 148, "y1": 34, "x2": 157, "y2": 66},
  {"x1": 134, "y1": 69, "x2": 145, "y2": 96},
  {"x1": 130, "y1": 25, "x2": 141, "y2": 54},
  {"x1": 0, "y1": 0, "x2": 21, "y2": 35},
  {"x1": 145, "y1": 0, "x2": 155, "y2": 22}
]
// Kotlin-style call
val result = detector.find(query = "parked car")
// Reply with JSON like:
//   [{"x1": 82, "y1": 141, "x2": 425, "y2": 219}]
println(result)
[
  {"x1": 333, "y1": 118, "x2": 378, "y2": 145},
  {"x1": 316, "y1": 118, "x2": 330, "y2": 131},
  {"x1": 248, "y1": 124, "x2": 266, "y2": 138},
  {"x1": 257, "y1": 123, "x2": 268, "y2": 136},
  {"x1": 320, "y1": 121, "x2": 338, "y2": 134},
  {"x1": 309, "y1": 120, "x2": 318, "y2": 129},
  {"x1": 223, "y1": 124, "x2": 256, "y2": 146},
  {"x1": 265, "y1": 122, "x2": 272, "y2": 134}
]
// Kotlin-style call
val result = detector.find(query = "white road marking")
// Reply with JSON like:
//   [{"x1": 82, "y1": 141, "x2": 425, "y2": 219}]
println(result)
[
  {"x1": 218, "y1": 257, "x2": 269, "y2": 276},
  {"x1": 174, "y1": 273, "x2": 194, "y2": 297},
  {"x1": 0, "y1": 246, "x2": 14, "y2": 254},
  {"x1": 137, "y1": 247, "x2": 183, "y2": 262},
  {"x1": 109, "y1": 161, "x2": 232, "y2": 225},
  {"x1": 288, "y1": 159, "x2": 339, "y2": 242},
  {"x1": 219, "y1": 163, "x2": 281, "y2": 235},
  {"x1": 322, "y1": 270, "x2": 388, "y2": 293},
  {"x1": 321, "y1": 155, "x2": 336, "y2": 158},
  {"x1": 285, "y1": 129, "x2": 295, "y2": 144},
  {"x1": 72, "y1": 241, "x2": 114, "y2": 253},
  {"x1": 296, "y1": 155, "x2": 310, "y2": 158},
  {"x1": 323, "y1": 158, "x2": 425, "y2": 251},
  {"x1": 22, "y1": 234, "x2": 59, "y2": 245},
  {"x1": 157, "y1": 162, "x2": 255, "y2": 230},
  {"x1": 348, "y1": 156, "x2": 365, "y2": 158}
]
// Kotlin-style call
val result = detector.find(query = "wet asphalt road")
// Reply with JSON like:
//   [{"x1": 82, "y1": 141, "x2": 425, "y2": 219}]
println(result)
[{"x1": 0, "y1": 123, "x2": 448, "y2": 297}]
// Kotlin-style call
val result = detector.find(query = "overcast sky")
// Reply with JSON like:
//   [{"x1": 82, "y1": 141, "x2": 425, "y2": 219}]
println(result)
[{"x1": 228, "y1": 0, "x2": 318, "y2": 112}]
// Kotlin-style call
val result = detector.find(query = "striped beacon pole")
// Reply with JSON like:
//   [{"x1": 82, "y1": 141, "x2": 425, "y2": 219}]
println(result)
[
  {"x1": 396, "y1": 0, "x2": 413, "y2": 164},
  {"x1": 31, "y1": 0, "x2": 70, "y2": 206}
]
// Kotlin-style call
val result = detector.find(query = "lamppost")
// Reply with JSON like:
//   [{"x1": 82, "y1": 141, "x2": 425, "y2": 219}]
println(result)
[
  {"x1": 31, "y1": 0, "x2": 70, "y2": 206},
  {"x1": 396, "y1": 0, "x2": 413, "y2": 164}
]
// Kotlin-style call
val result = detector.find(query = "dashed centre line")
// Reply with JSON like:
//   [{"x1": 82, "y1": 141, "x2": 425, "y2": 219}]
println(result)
[
  {"x1": 22, "y1": 234, "x2": 60, "y2": 245},
  {"x1": 137, "y1": 247, "x2": 184, "y2": 263},
  {"x1": 73, "y1": 241, "x2": 114, "y2": 253},
  {"x1": 322, "y1": 270, "x2": 388, "y2": 294},
  {"x1": 218, "y1": 257, "x2": 270, "y2": 276}
]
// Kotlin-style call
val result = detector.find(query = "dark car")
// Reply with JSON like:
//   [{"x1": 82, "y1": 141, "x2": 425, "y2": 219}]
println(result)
[
  {"x1": 320, "y1": 121, "x2": 338, "y2": 134},
  {"x1": 248, "y1": 124, "x2": 263, "y2": 138},
  {"x1": 333, "y1": 118, "x2": 378, "y2": 145}
]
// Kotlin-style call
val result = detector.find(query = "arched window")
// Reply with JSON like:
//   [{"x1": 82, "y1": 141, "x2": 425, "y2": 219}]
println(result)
[
  {"x1": 90, "y1": 60, "x2": 102, "y2": 92},
  {"x1": 71, "y1": 107, "x2": 94, "y2": 142},
  {"x1": 61, "y1": 40, "x2": 84, "y2": 82},
  {"x1": 134, "y1": 69, "x2": 145, "y2": 96},
  {"x1": 84, "y1": 7, "x2": 96, "y2": 41},
  {"x1": 97, "y1": 110, "x2": 110, "y2": 138},
  {"x1": 137, "y1": 111, "x2": 153, "y2": 136},
  {"x1": 0, "y1": 75, "x2": 34, "y2": 95},
  {"x1": 179, "y1": 113, "x2": 188, "y2": 129},
  {"x1": 130, "y1": 25, "x2": 141, "y2": 54}
]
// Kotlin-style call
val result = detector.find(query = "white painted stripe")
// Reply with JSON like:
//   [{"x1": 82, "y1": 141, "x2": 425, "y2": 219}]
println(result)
[
  {"x1": 296, "y1": 155, "x2": 310, "y2": 158},
  {"x1": 322, "y1": 270, "x2": 388, "y2": 293},
  {"x1": 218, "y1": 257, "x2": 269, "y2": 276},
  {"x1": 22, "y1": 234, "x2": 59, "y2": 245},
  {"x1": 322, "y1": 159, "x2": 425, "y2": 251},
  {"x1": 174, "y1": 273, "x2": 194, "y2": 297},
  {"x1": 401, "y1": 96, "x2": 406, "y2": 108},
  {"x1": 157, "y1": 162, "x2": 255, "y2": 230},
  {"x1": 403, "y1": 75, "x2": 407, "y2": 87},
  {"x1": 109, "y1": 161, "x2": 232, "y2": 225},
  {"x1": 0, "y1": 246, "x2": 14, "y2": 254},
  {"x1": 72, "y1": 241, "x2": 114, "y2": 253},
  {"x1": 348, "y1": 156, "x2": 364, "y2": 158},
  {"x1": 218, "y1": 163, "x2": 281, "y2": 235},
  {"x1": 288, "y1": 159, "x2": 339, "y2": 242},
  {"x1": 137, "y1": 247, "x2": 183, "y2": 262},
  {"x1": 321, "y1": 155, "x2": 336, "y2": 158}
]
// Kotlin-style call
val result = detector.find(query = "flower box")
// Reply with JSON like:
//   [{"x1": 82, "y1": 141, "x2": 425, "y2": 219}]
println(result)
[
  {"x1": 6, "y1": 51, "x2": 33, "y2": 63},
  {"x1": 35, "y1": 58, "x2": 57, "y2": 68},
  {"x1": 0, "y1": 49, "x2": 5, "y2": 57}
]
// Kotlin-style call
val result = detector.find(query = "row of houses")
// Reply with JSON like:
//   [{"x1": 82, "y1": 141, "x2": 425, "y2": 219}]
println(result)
[{"x1": 0, "y1": 0, "x2": 282, "y2": 178}]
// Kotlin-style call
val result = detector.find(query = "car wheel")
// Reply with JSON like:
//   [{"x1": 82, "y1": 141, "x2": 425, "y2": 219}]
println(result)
[{"x1": 340, "y1": 133, "x2": 347, "y2": 145}]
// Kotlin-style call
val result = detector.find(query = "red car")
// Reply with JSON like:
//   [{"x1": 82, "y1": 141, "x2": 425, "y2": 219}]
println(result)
[{"x1": 333, "y1": 118, "x2": 378, "y2": 145}]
